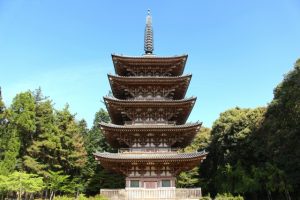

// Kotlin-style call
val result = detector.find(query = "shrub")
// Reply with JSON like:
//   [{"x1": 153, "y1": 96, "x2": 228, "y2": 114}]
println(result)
[
  {"x1": 54, "y1": 194, "x2": 107, "y2": 200},
  {"x1": 200, "y1": 194, "x2": 212, "y2": 200},
  {"x1": 54, "y1": 196, "x2": 73, "y2": 200},
  {"x1": 88, "y1": 194, "x2": 108, "y2": 200},
  {"x1": 215, "y1": 193, "x2": 244, "y2": 200},
  {"x1": 78, "y1": 194, "x2": 88, "y2": 200}
]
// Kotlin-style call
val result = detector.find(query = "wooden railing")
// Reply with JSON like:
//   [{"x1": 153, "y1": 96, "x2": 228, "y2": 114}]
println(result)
[
  {"x1": 124, "y1": 121, "x2": 176, "y2": 125},
  {"x1": 100, "y1": 188, "x2": 202, "y2": 200},
  {"x1": 118, "y1": 148, "x2": 180, "y2": 153}
]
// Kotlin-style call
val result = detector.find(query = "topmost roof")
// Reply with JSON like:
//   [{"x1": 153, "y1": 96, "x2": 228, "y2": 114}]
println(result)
[
  {"x1": 111, "y1": 54, "x2": 188, "y2": 76},
  {"x1": 112, "y1": 53, "x2": 188, "y2": 60}
]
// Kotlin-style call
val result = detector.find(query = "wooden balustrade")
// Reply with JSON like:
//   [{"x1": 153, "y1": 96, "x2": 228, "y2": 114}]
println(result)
[
  {"x1": 118, "y1": 147, "x2": 180, "y2": 153},
  {"x1": 100, "y1": 188, "x2": 202, "y2": 200}
]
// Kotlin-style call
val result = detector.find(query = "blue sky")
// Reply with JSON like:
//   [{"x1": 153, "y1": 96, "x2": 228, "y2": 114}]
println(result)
[{"x1": 1, "y1": 0, "x2": 300, "y2": 128}]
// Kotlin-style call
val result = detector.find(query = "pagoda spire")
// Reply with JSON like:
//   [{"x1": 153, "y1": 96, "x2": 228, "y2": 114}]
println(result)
[{"x1": 144, "y1": 9, "x2": 154, "y2": 54}]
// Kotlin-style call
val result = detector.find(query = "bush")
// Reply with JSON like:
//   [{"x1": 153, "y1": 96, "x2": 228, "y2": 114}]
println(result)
[
  {"x1": 215, "y1": 193, "x2": 244, "y2": 200},
  {"x1": 200, "y1": 194, "x2": 212, "y2": 200},
  {"x1": 54, "y1": 196, "x2": 73, "y2": 200},
  {"x1": 54, "y1": 194, "x2": 107, "y2": 200},
  {"x1": 78, "y1": 194, "x2": 88, "y2": 200},
  {"x1": 88, "y1": 194, "x2": 108, "y2": 200}
]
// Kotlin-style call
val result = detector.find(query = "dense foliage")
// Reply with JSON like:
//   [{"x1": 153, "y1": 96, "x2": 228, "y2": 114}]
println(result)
[
  {"x1": 0, "y1": 59, "x2": 299, "y2": 200},
  {"x1": 261, "y1": 59, "x2": 300, "y2": 197},
  {"x1": 190, "y1": 59, "x2": 300, "y2": 199},
  {"x1": 0, "y1": 89, "x2": 122, "y2": 199},
  {"x1": 200, "y1": 193, "x2": 244, "y2": 200}
]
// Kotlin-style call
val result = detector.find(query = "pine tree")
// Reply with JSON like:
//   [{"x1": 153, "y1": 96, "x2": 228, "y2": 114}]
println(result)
[
  {"x1": 10, "y1": 91, "x2": 36, "y2": 170},
  {"x1": 0, "y1": 89, "x2": 20, "y2": 175},
  {"x1": 24, "y1": 98, "x2": 58, "y2": 176},
  {"x1": 55, "y1": 105, "x2": 87, "y2": 174}
]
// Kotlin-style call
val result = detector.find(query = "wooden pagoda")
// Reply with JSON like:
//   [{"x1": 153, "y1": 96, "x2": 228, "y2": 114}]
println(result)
[{"x1": 94, "y1": 10, "x2": 207, "y2": 191}]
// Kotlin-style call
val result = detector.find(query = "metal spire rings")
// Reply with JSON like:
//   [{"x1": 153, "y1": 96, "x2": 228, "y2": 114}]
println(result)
[{"x1": 144, "y1": 9, "x2": 154, "y2": 54}]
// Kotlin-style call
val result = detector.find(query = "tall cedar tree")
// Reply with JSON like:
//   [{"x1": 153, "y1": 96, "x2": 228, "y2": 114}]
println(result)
[
  {"x1": 0, "y1": 91, "x2": 20, "y2": 175},
  {"x1": 10, "y1": 92, "x2": 36, "y2": 171},
  {"x1": 24, "y1": 90, "x2": 60, "y2": 176},
  {"x1": 23, "y1": 89, "x2": 87, "y2": 194}
]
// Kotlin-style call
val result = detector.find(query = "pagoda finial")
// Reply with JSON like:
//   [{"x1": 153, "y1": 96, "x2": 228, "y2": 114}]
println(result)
[{"x1": 144, "y1": 9, "x2": 154, "y2": 55}]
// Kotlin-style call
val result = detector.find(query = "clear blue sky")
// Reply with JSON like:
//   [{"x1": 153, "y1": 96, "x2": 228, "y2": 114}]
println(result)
[{"x1": 1, "y1": 0, "x2": 300, "y2": 128}]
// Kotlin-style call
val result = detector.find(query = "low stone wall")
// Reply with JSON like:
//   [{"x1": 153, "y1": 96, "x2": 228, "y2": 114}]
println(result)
[{"x1": 100, "y1": 188, "x2": 202, "y2": 200}]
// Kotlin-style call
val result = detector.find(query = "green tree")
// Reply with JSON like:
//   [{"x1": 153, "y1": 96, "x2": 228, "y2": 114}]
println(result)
[
  {"x1": 259, "y1": 59, "x2": 300, "y2": 198},
  {"x1": 184, "y1": 127, "x2": 211, "y2": 153},
  {"x1": 84, "y1": 108, "x2": 124, "y2": 195},
  {"x1": 0, "y1": 90, "x2": 20, "y2": 175},
  {"x1": 10, "y1": 91, "x2": 36, "y2": 170},
  {"x1": 214, "y1": 161, "x2": 257, "y2": 195},
  {"x1": 55, "y1": 105, "x2": 87, "y2": 196},
  {"x1": 21, "y1": 90, "x2": 87, "y2": 197},
  {"x1": 177, "y1": 127, "x2": 211, "y2": 188},
  {"x1": 201, "y1": 107, "x2": 266, "y2": 197},
  {"x1": 47, "y1": 171, "x2": 70, "y2": 200},
  {"x1": 24, "y1": 94, "x2": 58, "y2": 176},
  {"x1": 177, "y1": 167, "x2": 200, "y2": 188},
  {"x1": 0, "y1": 129, "x2": 20, "y2": 175},
  {"x1": 6, "y1": 171, "x2": 43, "y2": 200},
  {"x1": 55, "y1": 105, "x2": 87, "y2": 173},
  {"x1": 0, "y1": 174, "x2": 9, "y2": 198}
]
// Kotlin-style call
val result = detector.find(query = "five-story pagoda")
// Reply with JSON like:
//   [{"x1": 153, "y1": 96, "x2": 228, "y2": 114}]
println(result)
[{"x1": 94, "y1": 10, "x2": 207, "y2": 190}]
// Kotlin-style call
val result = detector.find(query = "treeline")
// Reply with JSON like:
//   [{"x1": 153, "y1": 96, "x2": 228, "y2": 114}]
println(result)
[
  {"x1": 0, "y1": 88, "x2": 124, "y2": 199},
  {"x1": 178, "y1": 59, "x2": 300, "y2": 200},
  {"x1": 0, "y1": 59, "x2": 299, "y2": 200}
]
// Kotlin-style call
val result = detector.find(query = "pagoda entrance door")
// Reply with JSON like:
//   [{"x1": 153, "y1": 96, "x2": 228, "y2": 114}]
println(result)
[{"x1": 144, "y1": 181, "x2": 157, "y2": 188}]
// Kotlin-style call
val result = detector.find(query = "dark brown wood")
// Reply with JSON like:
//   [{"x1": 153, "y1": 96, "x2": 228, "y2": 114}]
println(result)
[
  {"x1": 95, "y1": 53, "x2": 208, "y2": 187},
  {"x1": 108, "y1": 74, "x2": 191, "y2": 100},
  {"x1": 112, "y1": 54, "x2": 188, "y2": 76},
  {"x1": 104, "y1": 97, "x2": 196, "y2": 125},
  {"x1": 100, "y1": 122, "x2": 201, "y2": 148}
]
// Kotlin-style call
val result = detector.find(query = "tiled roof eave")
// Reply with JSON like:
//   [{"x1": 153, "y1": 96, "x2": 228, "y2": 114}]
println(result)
[
  {"x1": 108, "y1": 74, "x2": 192, "y2": 81},
  {"x1": 103, "y1": 96, "x2": 196, "y2": 104},
  {"x1": 111, "y1": 54, "x2": 188, "y2": 60},
  {"x1": 94, "y1": 151, "x2": 208, "y2": 162},
  {"x1": 99, "y1": 122, "x2": 202, "y2": 131}
]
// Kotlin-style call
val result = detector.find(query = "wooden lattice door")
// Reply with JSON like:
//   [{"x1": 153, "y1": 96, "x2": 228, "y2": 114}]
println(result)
[{"x1": 144, "y1": 181, "x2": 157, "y2": 188}]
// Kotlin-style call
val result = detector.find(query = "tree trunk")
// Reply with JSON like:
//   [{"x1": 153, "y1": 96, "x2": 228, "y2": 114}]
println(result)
[
  {"x1": 267, "y1": 190, "x2": 272, "y2": 200},
  {"x1": 49, "y1": 191, "x2": 55, "y2": 200},
  {"x1": 75, "y1": 188, "x2": 79, "y2": 200},
  {"x1": 285, "y1": 189, "x2": 291, "y2": 200},
  {"x1": 44, "y1": 189, "x2": 48, "y2": 200},
  {"x1": 18, "y1": 189, "x2": 21, "y2": 200}
]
